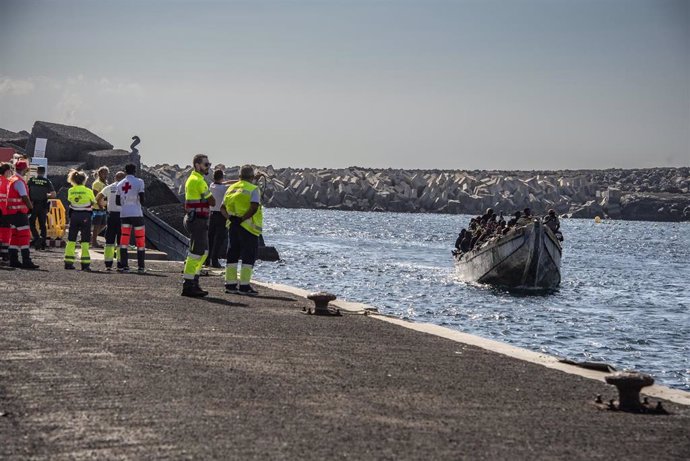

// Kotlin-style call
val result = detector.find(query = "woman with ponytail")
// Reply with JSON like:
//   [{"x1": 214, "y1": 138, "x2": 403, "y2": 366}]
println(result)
[{"x1": 64, "y1": 169, "x2": 96, "y2": 271}]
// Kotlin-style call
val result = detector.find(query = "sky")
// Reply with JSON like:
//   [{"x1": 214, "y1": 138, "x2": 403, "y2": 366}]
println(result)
[{"x1": 1, "y1": 0, "x2": 688, "y2": 170}]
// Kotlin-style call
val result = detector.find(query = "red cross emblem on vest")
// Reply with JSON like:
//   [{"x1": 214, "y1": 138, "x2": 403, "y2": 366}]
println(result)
[{"x1": 122, "y1": 182, "x2": 132, "y2": 194}]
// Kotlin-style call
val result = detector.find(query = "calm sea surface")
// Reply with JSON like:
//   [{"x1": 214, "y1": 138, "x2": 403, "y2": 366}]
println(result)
[{"x1": 255, "y1": 209, "x2": 690, "y2": 390}]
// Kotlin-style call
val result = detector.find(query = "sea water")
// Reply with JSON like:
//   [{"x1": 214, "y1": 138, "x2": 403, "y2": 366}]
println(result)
[{"x1": 255, "y1": 209, "x2": 690, "y2": 390}]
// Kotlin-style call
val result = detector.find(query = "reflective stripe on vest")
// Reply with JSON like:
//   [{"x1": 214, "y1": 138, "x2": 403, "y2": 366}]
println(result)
[
  {"x1": 184, "y1": 171, "x2": 211, "y2": 217},
  {"x1": 7, "y1": 175, "x2": 29, "y2": 214},
  {"x1": 224, "y1": 180, "x2": 263, "y2": 236}
]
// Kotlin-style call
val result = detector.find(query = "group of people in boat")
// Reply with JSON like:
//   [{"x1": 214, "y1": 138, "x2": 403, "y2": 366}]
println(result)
[{"x1": 453, "y1": 207, "x2": 561, "y2": 256}]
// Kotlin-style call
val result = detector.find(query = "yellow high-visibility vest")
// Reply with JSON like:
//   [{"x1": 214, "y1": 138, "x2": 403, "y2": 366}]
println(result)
[{"x1": 223, "y1": 180, "x2": 263, "y2": 236}]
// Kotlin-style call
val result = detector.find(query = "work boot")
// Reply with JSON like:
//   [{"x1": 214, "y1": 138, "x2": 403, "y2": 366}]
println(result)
[
  {"x1": 224, "y1": 283, "x2": 239, "y2": 294},
  {"x1": 211, "y1": 259, "x2": 222, "y2": 269},
  {"x1": 21, "y1": 259, "x2": 39, "y2": 269},
  {"x1": 40, "y1": 238, "x2": 47, "y2": 250},
  {"x1": 81, "y1": 264, "x2": 92, "y2": 272},
  {"x1": 238, "y1": 284, "x2": 259, "y2": 296},
  {"x1": 9, "y1": 249, "x2": 21, "y2": 268},
  {"x1": 64, "y1": 262, "x2": 75, "y2": 270},
  {"x1": 181, "y1": 280, "x2": 207, "y2": 298}
]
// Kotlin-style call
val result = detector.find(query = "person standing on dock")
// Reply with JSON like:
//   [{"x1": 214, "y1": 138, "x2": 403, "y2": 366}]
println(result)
[
  {"x1": 222, "y1": 165, "x2": 262, "y2": 296},
  {"x1": 27, "y1": 166, "x2": 56, "y2": 250},
  {"x1": 116, "y1": 163, "x2": 146, "y2": 273},
  {"x1": 90, "y1": 167, "x2": 109, "y2": 248},
  {"x1": 181, "y1": 154, "x2": 214, "y2": 297},
  {"x1": 64, "y1": 170, "x2": 96, "y2": 271},
  {"x1": 207, "y1": 169, "x2": 229, "y2": 269},
  {"x1": 5, "y1": 160, "x2": 39, "y2": 269},
  {"x1": 96, "y1": 170, "x2": 126, "y2": 270}
]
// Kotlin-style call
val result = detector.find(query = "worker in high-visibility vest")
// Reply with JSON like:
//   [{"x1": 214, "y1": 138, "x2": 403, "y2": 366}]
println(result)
[
  {"x1": 222, "y1": 165, "x2": 263, "y2": 296},
  {"x1": 64, "y1": 170, "x2": 96, "y2": 271},
  {"x1": 0, "y1": 162, "x2": 12, "y2": 263},
  {"x1": 6, "y1": 160, "x2": 39, "y2": 269},
  {"x1": 181, "y1": 154, "x2": 215, "y2": 297}
]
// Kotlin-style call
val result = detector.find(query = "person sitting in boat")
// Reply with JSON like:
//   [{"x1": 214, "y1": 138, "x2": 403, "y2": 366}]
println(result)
[
  {"x1": 543, "y1": 209, "x2": 560, "y2": 232},
  {"x1": 517, "y1": 208, "x2": 533, "y2": 226},
  {"x1": 507, "y1": 211, "x2": 521, "y2": 228},
  {"x1": 454, "y1": 229, "x2": 467, "y2": 252}
]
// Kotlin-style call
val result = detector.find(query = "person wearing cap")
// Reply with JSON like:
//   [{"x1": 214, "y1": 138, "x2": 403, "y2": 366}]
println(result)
[
  {"x1": 64, "y1": 169, "x2": 96, "y2": 271},
  {"x1": 91, "y1": 166, "x2": 109, "y2": 248},
  {"x1": 27, "y1": 166, "x2": 56, "y2": 250},
  {"x1": 0, "y1": 163, "x2": 13, "y2": 262},
  {"x1": 5, "y1": 160, "x2": 38, "y2": 269},
  {"x1": 222, "y1": 165, "x2": 263, "y2": 296},
  {"x1": 96, "y1": 170, "x2": 126, "y2": 270},
  {"x1": 181, "y1": 154, "x2": 215, "y2": 297}
]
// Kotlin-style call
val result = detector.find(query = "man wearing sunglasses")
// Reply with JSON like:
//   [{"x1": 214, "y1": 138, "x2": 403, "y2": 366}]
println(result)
[{"x1": 181, "y1": 154, "x2": 216, "y2": 297}]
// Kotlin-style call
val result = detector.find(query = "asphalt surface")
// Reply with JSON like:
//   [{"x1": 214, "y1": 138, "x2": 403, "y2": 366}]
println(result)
[{"x1": 1, "y1": 250, "x2": 689, "y2": 460}]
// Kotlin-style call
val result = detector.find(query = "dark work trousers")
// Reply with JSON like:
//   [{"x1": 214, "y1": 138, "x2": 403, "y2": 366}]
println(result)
[
  {"x1": 207, "y1": 211, "x2": 227, "y2": 265},
  {"x1": 184, "y1": 216, "x2": 209, "y2": 257},
  {"x1": 105, "y1": 211, "x2": 121, "y2": 246},
  {"x1": 68, "y1": 211, "x2": 92, "y2": 243},
  {"x1": 30, "y1": 200, "x2": 49, "y2": 242},
  {"x1": 226, "y1": 222, "x2": 259, "y2": 266}
]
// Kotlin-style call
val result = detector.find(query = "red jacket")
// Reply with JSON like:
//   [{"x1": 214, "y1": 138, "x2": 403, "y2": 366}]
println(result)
[
  {"x1": 0, "y1": 175, "x2": 8, "y2": 214},
  {"x1": 6, "y1": 174, "x2": 29, "y2": 215}
]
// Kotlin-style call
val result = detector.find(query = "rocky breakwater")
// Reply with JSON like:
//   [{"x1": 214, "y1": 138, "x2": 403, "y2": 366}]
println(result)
[
  {"x1": 0, "y1": 121, "x2": 180, "y2": 217},
  {"x1": 146, "y1": 164, "x2": 690, "y2": 222}
]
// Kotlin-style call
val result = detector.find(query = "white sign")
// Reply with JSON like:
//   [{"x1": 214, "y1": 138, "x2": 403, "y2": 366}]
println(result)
[
  {"x1": 34, "y1": 138, "x2": 47, "y2": 158},
  {"x1": 30, "y1": 157, "x2": 48, "y2": 178}
]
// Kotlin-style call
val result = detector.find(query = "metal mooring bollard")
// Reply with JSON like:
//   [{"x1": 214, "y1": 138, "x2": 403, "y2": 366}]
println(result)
[
  {"x1": 605, "y1": 372, "x2": 654, "y2": 412},
  {"x1": 305, "y1": 292, "x2": 340, "y2": 316}
]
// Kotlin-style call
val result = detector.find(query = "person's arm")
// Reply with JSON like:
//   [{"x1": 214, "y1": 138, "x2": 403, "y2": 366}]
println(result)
[
  {"x1": 22, "y1": 195, "x2": 33, "y2": 210},
  {"x1": 15, "y1": 181, "x2": 32, "y2": 210},
  {"x1": 202, "y1": 183, "x2": 215, "y2": 207},
  {"x1": 95, "y1": 191, "x2": 106, "y2": 208},
  {"x1": 139, "y1": 192, "x2": 145, "y2": 206},
  {"x1": 48, "y1": 180, "x2": 56, "y2": 199},
  {"x1": 241, "y1": 203, "x2": 259, "y2": 221}
]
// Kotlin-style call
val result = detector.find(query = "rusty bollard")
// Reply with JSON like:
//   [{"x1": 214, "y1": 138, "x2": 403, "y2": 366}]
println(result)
[
  {"x1": 305, "y1": 292, "x2": 340, "y2": 316},
  {"x1": 605, "y1": 372, "x2": 654, "y2": 412}
]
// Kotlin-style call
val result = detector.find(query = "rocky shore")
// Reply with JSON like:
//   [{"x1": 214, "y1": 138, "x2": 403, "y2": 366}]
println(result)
[
  {"x1": 149, "y1": 163, "x2": 690, "y2": 221},
  {"x1": 3, "y1": 121, "x2": 689, "y2": 222}
]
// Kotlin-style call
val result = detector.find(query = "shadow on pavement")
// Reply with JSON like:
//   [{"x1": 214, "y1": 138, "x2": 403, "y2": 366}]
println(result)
[{"x1": 202, "y1": 296, "x2": 248, "y2": 307}]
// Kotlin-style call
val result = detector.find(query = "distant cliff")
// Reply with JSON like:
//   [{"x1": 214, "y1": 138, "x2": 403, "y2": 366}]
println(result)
[{"x1": 146, "y1": 164, "x2": 690, "y2": 222}]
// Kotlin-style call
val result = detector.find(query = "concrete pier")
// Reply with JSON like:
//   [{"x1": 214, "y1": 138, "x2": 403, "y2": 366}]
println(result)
[{"x1": 1, "y1": 250, "x2": 689, "y2": 459}]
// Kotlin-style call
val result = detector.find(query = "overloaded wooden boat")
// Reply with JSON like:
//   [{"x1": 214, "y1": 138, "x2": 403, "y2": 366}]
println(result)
[{"x1": 453, "y1": 220, "x2": 562, "y2": 290}]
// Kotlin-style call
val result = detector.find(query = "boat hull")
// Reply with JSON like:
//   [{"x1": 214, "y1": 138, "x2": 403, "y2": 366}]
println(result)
[{"x1": 454, "y1": 221, "x2": 562, "y2": 290}]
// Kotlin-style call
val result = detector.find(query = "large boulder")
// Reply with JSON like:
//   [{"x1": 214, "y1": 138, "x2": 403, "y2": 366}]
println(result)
[
  {"x1": 25, "y1": 121, "x2": 112, "y2": 162},
  {"x1": 85, "y1": 149, "x2": 133, "y2": 169},
  {"x1": 0, "y1": 127, "x2": 29, "y2": 150},
  {"x1": 139, "y1": 169, "x2": 181, "y2": 208},
  {"x1": 620, "y1": 193, "x2": 690, "y2": 222}
]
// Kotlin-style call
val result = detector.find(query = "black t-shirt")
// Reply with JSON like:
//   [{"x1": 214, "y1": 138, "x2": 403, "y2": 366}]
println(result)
[{"x1": 27, "y1": 176, "x2": 55, "y2": 202}]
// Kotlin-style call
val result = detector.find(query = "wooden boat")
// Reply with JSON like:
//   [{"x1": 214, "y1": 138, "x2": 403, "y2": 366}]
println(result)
[{"x1": 453, "y1": 220, "x2": 562, "y2": 290}]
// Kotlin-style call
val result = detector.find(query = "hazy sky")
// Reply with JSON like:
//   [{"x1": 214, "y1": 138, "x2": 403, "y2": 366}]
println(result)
[{"x1": 1, "y1": 0, "x2": 688, "y2": 169}]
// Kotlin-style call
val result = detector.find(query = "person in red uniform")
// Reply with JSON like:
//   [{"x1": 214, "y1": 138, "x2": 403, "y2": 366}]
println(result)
[
  {"x1": 0, "y1": 162, "x2": 13, "y2": 262},
  {"x1": 6, "y1": 160, "x2": 39, "y2": 269}
]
